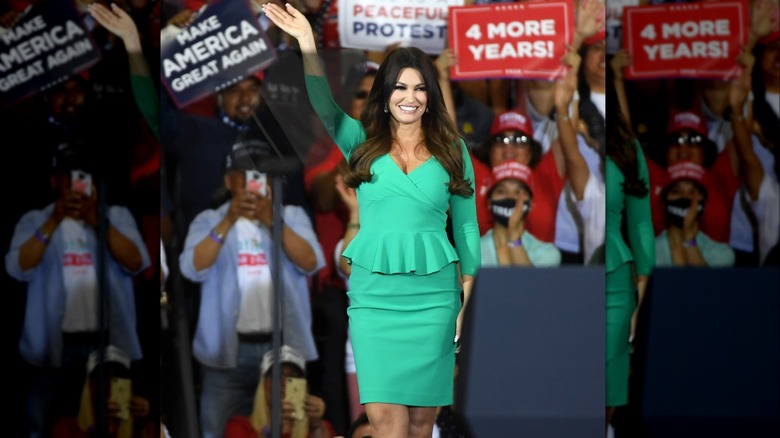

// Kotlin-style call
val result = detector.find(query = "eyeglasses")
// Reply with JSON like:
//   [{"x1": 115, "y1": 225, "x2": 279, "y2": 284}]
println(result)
[
  {"x1": 354, "y1": 90, "x2": 369, "y2": 100},
  {"x1": 673, "y1": 134, "x2": 704, "y2": 145},
  {"x1": 493, "y1": 135, "x2": 531, "y2": 146}
]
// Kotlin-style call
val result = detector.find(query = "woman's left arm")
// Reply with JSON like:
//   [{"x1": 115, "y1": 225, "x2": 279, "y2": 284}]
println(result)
[{"x1": 450, "y1": 140, "x2": 482, "y2": 338}]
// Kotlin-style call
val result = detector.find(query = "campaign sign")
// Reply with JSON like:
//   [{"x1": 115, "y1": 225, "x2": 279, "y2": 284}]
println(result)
[
  {"x1": 448, "y1": 0, "x2": 574, "y2": 80},
  {"x1": 160, "y1": 0, "x2": 276, "y2": 109},
  {"x1": 0, "y1": 0, "x2": 101, "y2": 107},
  {"x1": 339, "y1": 0, "x2": 463, "y2": 55},
  {"x1": 623, "y1": 1, "x2": 748, "y2": 79}
]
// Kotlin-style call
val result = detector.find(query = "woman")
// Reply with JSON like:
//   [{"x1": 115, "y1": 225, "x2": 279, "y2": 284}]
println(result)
[
  {"x1": 604, "y1": 68, "x2": 655, "y2": 433},
  {"x1": 655, "y1": 161, "x2": 735, "y2": 268},
  {"x1": 263, "y1": 4, "x2": 481, "y2": 437},
  {"x1": 479, "y1": 161, "x2": 561, "y2": 267}
]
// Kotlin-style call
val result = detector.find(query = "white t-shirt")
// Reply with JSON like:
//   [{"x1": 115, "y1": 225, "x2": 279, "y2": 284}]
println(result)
[
  {"x1": 235, "y1": 218, "x2": 273, "y2": 334},
  {"x1": 61, "y1": 218, "x2": 98, "y2": 332}
]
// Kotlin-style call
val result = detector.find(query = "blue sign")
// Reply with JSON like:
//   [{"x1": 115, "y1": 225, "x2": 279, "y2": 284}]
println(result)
[
  {"x1": 160, "y1": 0, "x2": 277, "y2": 109},
  {"x1": 0, "y1": 0, "x2": 101, "y2": 107}
]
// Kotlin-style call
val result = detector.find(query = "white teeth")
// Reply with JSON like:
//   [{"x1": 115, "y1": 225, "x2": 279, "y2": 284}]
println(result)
[{"x1": 399, "y1": 105, "x2": 417, "y2": 112}]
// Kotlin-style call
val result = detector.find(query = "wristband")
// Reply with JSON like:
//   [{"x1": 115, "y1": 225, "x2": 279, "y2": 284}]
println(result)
[
  {"x1": 555, "y1": 113, "x2": 570, "y2": 122},
  {"x1": 683, "y1": 238, "x2": 697, "y2": 248},
  {"x1": 35, "y1": 228, "x2": 50, "y2": 245},
  {"x1": 209, "y1": 229, "x2": 225, "y2": 244},
  {"x1": 346, "y1": 223, "x2": 360, "y2": 229},
  {"x1": 507, "y1": 237, "x2": 523, "y2": 248}
]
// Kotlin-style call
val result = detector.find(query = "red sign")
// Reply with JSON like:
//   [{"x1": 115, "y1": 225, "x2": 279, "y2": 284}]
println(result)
[
  {"x1": 622, "y1": 1, "x2": 748, "y2": 79},
  {"x1": 64, "y1": 253, "x2": 94, "y2": 266},
  {"x1": 238, "y1": 253, "x2": 268, "y2": 266},
  {"x1": 448, "y1": 0, "x2": 574, "y2": 80}
]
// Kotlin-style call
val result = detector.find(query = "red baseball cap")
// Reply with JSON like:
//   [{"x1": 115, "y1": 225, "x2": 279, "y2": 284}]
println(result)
[
  {"x1": 666, "y1": 109, "x2": 708, "y2": 137},
  {"x1": 488, "y1": 161, "x2": 535, "y2": 196},
  {"x1": 667, "y1": 161, "x2": 705, "y2": 185},
  {"x1": 490, "y1": 111, "x2": 534, "y2": 137}
]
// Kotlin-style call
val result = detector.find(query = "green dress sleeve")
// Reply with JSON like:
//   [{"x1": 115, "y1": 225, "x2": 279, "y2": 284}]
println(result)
[
  {"x1": 450, "y1": 140, "x2": 481, "y2": 276},
  {"x1": 130, "y1": 74, "x2": 160, "y2": 141},
  {"x1": 304, "y1": 74, "x2": 365, "y2": 160},
  {"x1": 625, "y1": 143, "x2": 656, "y2": 277}
]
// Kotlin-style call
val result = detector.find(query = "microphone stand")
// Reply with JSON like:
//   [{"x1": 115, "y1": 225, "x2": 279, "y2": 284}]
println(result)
[
  {"x1": 250, "y1": 112, "x2": 302, "y2": 438},
  {"x1": 95, "y1": 177, "x2": 109, "y2": 438}
]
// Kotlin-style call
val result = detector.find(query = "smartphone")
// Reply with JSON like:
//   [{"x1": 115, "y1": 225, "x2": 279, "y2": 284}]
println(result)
[
  {"x1": 245, "y1": 170, "x2": 267, "y2": 196},
  {"x1": 71, "y1": 169, "x2": 92, "y2": 197},
  {"x1": 284, "y1": 377, "x2": 307, "y2": 420},
  {"x1": 109, "y1": 377, "x2": 132, "y2": 420}
]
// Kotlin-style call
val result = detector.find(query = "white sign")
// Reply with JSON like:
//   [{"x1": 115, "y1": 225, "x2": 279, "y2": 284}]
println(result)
[{"x1": 338, "y1": 0, "x2": 463, "y2": 55}]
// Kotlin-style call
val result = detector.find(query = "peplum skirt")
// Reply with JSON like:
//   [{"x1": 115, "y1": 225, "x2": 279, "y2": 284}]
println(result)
[{"x1": 347, "y1": 262, "x2": 461, "y2": 406}]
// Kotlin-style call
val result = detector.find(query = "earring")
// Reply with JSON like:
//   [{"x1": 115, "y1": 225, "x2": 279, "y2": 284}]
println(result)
[
  {"x1": 425, "y1": 106, "x2": 429, "y2": 113},
  {"x1": 384, "y1": 103, "x2": 388, "y2": 114}
]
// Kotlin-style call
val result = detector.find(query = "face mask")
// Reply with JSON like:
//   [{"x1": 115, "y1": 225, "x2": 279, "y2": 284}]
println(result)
[
  {"x1": 490, "y1": 198, "x2": 530, "y2": 227},
  {"x1": 665, "y1": 197, "x2": 704, "y2": 228}
]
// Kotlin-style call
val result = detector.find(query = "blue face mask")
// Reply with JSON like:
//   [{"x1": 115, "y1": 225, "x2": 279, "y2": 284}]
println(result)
[{"x1": 490, "y1": 198, "x2": 530, "y2": 227}]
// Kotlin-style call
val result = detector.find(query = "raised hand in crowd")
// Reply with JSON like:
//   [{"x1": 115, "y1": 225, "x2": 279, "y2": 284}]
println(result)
[
  {"x1": 555, "y1": 48, "x2": 590, "y2": 200},
  {"x1": 609, "y1": 48, "x2": 632, "y2": 125},
  {"x1": 573, "y1": 0, "x2": 606, "y2": 52},
  {"x1": 435, "y1": 47, "x2": 458, "y2": 125},
  {"x1": 729, "y1": 48, "x2": 765, "y2": 200},
  {"x1": 87, "y1": 2, "x2": 148, "y2": 72},
  {"x1": 749, "y1": 0, "x2": 780, "y2": 51}
]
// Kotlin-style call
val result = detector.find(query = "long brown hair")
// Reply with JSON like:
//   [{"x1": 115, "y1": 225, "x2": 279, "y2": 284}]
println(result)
[
  {"x1": 344, "y1": 47, "x2": 473, "y2": 197},
  {"x1": 606, "y1": 68, "x2": 648, "y2": 198}
]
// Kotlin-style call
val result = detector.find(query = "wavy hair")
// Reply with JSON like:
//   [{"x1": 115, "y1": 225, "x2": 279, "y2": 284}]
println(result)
[
  {"x1": 344, "y1": 47, "x2": 473, "y2": 197},
  {"x1": 606, "y1": 67, "x2": 648, "y2": 198}
]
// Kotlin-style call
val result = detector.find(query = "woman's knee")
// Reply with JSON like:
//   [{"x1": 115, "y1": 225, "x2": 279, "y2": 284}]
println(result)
[
  {"x1": 408, "y1": 407, "x2": 436, "y2": 437},
  {"x1": 365, "y1": 403, "x2": 407, "y2": 432}
]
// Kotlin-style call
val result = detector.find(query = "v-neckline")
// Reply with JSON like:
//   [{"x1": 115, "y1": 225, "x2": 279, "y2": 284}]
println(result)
[{"x1": 387, "y1": 154, "x2": 434, "y2": 176}]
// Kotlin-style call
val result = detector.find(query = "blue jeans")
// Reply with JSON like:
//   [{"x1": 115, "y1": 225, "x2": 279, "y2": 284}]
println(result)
[
  {"x1": 26, "y1": 342, "x2": 93, "y2": 438},
  {"x1": 198, "y1": 341, "x2": 270, "y2": 438}
]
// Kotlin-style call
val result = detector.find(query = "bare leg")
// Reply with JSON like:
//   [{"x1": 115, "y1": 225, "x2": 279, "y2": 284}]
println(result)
[
  {"x1": 408, "y1": 406, "x2": 437, "y2": 438},
  {"x1": 365, "y1": 403, "x2": 408, "y2": 438}
]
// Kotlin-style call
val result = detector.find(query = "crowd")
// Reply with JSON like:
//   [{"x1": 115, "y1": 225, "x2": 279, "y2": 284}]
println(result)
[
  {"x1": 156, "y1": 0, "x2": 607, "y2": 436},
  {"x1": 1, "y1": 0, "x2": 162, "y2": 437}
]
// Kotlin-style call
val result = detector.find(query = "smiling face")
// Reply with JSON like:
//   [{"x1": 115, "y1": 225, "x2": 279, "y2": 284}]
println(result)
[
  {"x1": 218, "y1": 77, "x2": 262, "y2": 123},
  {"x1": 387, "y1": 68, "x2": 428, "y2": 127}
]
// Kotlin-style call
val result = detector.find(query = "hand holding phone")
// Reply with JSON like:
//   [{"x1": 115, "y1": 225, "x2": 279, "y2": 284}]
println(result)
[
  {"x1": 245, "y1": 170, "x2": 267, "y2": 196},
  {"x1": 71, "y1": 169, "x2": 93, "y2": 197},
  {"x1": 284, "y1": 377, "x2": 307, "y2": 421},
  {"x1": 109, "y1": 377, "x2": 132, "y2": 420}
]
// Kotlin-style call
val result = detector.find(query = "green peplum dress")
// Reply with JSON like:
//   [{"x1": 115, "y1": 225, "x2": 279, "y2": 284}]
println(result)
[
  {"x1": 604, "y1": 141, "x2": 655, "y2": 407},
  {"x1": 305, "y1": 74, "x2": 481, "y2": 406}
]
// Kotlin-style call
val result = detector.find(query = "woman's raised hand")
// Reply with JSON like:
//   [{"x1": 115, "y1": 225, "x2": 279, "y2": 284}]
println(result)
[{"x1": 262, "y1": 2, "x2": 313, "y2": 42}]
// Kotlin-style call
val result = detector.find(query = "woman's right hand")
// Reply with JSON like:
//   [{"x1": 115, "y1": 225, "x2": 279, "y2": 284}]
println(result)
[{"x1": 262, "y1": 2, "x2": 314, "y2": 41}]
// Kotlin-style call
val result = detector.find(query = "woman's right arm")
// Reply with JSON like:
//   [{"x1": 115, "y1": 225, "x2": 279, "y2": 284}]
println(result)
[{"x1": 263, "y1": 3, "x2": 364, "y2": 159}]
